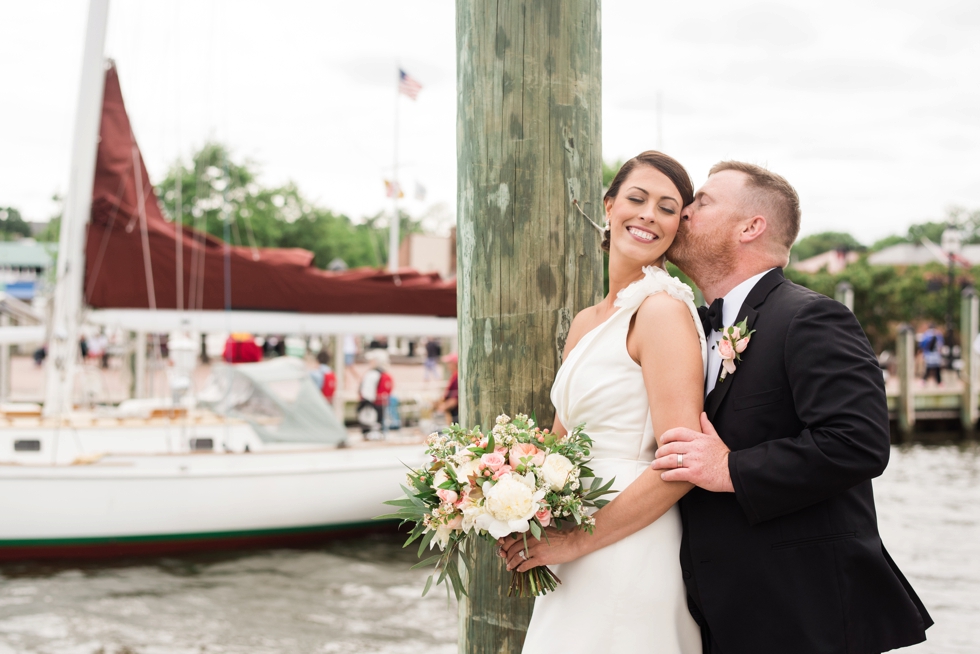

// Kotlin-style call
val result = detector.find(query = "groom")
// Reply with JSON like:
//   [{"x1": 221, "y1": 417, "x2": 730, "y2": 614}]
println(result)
[{"x1": 656, "y1": 162, "x2": 932, "y2": 654}]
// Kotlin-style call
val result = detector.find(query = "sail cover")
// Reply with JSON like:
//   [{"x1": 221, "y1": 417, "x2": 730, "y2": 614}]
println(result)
[{"x1": 84, "y1": 63, "x2": 456, "y2": 317}]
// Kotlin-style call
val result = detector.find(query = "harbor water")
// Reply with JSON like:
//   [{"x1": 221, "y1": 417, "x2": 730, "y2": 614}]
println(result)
[{"x1": 1, "y1": 443, "x2": 977, "y2": 654}]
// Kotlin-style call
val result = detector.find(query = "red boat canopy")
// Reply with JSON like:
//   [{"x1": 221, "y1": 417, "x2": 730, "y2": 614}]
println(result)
[{"x1": 84, "y1": 64, "x2": 456, "y2": 317}]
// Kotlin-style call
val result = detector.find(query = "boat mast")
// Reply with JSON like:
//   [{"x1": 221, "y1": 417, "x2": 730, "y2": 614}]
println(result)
[{"x1": 42, "y1": 0, "x2": 110, "y2": 418}]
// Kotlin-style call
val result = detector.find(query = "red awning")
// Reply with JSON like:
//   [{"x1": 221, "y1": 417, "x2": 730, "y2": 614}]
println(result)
[{"x1": 84, "y1": 64, "x2": 456, "y2": 317}]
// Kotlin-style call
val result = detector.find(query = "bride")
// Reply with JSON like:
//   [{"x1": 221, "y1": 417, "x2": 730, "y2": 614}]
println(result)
[{"x1": 500, "y1": 151, "x2": 705, "y2": 653}]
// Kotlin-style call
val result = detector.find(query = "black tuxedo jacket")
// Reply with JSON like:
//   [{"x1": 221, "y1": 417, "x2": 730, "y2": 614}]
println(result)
[{"x1": 680, "y1": 269, "x2": 932, "y2": 654}]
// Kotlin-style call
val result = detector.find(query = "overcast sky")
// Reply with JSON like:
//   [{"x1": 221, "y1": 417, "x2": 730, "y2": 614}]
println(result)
[{"x1": 1, "y1": 0, "x2": 978, "y2": 245}]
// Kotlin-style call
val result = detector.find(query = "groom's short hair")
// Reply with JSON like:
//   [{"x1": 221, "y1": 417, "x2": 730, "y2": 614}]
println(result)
[{"x1": 709, "y1": 161, "x2": 801, "y2": 251}]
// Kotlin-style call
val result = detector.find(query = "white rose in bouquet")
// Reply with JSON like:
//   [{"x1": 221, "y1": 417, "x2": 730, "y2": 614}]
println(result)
[
  {"x1": 541, "y1": 453, "x2": 576, "y2": 491},
  {"x1": 431, "y1": 469, "x2": 449, "y2": 490},
  {"x1": 476, "y1": 473, "x2": 546, "y2": 539},
  {"x1": 460, "y1": 502, "x2": 484, "y2": 533},
  {"x1": 453, "y1": 457, "x2": 482, "y2": 483},
  {"x1": 431, "y1": 523, "x2": 454, "y2": 550}
]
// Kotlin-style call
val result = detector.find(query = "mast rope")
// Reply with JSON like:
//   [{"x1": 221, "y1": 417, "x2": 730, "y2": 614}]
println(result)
[
  {"x1": 84, "y1": 175, "x2": 127, "y2": 301},
  {"x1": 130, "y1": 135, "x2": 158, "y2": 312}
]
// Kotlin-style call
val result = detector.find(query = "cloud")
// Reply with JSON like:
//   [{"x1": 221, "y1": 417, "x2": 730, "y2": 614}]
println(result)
[
  {"x1": 780, "y1": 59, "x2": 939, "y2": 91},
  {"x1": 789, "y1": 145, "x2": 898, "y2": 162},
  {"x1": 934, "y1": 135, "x2": 977, "y2": 152},
  {"x1": 617, "y1": 95, "x2": 698, "y2": 116},
  {"x1": 678, "y1": 3, "x2": 818, "y2": 50},
  {"x1": 905, "y1": 28, "x2": 966, "y2": 56},
  {"x1": 332, "y1": 56, "x2": 447, "y2": 89}
]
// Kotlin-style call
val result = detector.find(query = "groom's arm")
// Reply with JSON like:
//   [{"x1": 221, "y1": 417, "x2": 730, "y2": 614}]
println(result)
[{"x1": 728, "y1": 295, "x2": 890, "y2": 525}]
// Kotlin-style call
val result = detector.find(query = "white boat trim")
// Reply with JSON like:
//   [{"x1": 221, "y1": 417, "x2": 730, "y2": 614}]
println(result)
[
  {"x1": 0, "y1": 325, "x2": 46, "y2": 344},
  {"x1": 87, "y1": 308, "x2": 458, "y2": 336}
]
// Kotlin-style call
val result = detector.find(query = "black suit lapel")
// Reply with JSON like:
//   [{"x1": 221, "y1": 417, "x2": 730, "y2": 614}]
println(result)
[{"x1": 705, "y1": 269, "x2": 785, "y2": 421}]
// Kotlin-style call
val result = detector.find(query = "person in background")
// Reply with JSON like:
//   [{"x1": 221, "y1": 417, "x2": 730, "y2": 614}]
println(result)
[
  {"x1": 98, "y1": 332, "x2": 110, "y2": 369},
  {"x1": 310, "y1": 349, "x2": 337, "y2": 403},
  {"x1": 224, "y1": 333, "x2": 262, "y2": 363},
  {"x1": 435, "y1": 352, "x2": 459, "y2": 424},
  {"x1": 919, "y1": 323, "x2": 944, "y2": 386},
  {"x1": 424, "y1": 338, "x2": 442, "y2": 382},
  {"x1": 87, "y1": 331, "x2": 107, "y2": 367},
  {"x1": 343, "y1": 334, "x2": 360, "y2": 384},
  {"x1": 357, "y1": 349, "x2": 393, "y2": 439}
]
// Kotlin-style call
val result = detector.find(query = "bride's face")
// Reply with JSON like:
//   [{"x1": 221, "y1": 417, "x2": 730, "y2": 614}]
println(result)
[{"x1": 604, "y1": 166, "x2": 682, "y2": 268}]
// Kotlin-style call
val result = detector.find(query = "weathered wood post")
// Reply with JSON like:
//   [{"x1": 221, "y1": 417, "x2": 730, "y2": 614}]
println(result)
[
  {"x1": 456, "y1": 2, "x2": 603, "y2": 651},
  {"x1": 960, "y1": 287, "x2": 979, "y2": 432},
  {"x1": 835, "y1": 281, "x2": 854, "y2": 313},
  {"x1": 332, "y1": 334, "x2": 346, "y2": 421},
  {"x1": 134, "y1": 331, "x2": 147, "y2": 399},
  {"x1": 896, "y1": 324, "x2": 916, "y2": 440},
  {"x1": 0, "y1": 314, "x2": 10, "y2": 402}
]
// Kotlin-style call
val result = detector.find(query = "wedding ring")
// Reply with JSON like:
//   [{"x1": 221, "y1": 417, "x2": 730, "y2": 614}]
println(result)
[
  {"x1": 677, "y1": 453, "x2": 684, "y2": 468},
  {"x1": 519, "y1": 550, "x2": 527, "y2": 561}
]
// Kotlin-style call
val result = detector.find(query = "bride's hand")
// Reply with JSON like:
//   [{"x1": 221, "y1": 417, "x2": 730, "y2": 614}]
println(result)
[{"x1": 497, "y1": 528, "x2": 582, "y2": 573}]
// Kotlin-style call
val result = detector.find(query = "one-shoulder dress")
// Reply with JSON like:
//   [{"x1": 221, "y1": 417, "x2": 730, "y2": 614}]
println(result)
[{"x1": 521, "y1": 266, "x2": 707, "y2": 654}]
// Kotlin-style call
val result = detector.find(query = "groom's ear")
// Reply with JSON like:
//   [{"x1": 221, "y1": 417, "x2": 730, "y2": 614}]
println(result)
[{"x1": 739, "y1": 215, "x2": 768, "y2": 244}]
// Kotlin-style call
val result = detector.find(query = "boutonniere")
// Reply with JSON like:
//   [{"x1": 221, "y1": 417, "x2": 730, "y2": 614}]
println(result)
[{"x1": 718, "y1": 318, "x2": 755, "y2": 382}]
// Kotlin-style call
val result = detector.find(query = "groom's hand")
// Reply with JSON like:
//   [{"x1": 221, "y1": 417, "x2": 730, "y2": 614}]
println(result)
[{"x1": 652, "y1": 412, "x2": 735, "y2": 493}]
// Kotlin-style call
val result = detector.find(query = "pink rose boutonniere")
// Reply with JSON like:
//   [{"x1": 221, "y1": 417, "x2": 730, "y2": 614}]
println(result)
[{"x1": 717, "y1": 318, "x2": 755, "y2": 382}]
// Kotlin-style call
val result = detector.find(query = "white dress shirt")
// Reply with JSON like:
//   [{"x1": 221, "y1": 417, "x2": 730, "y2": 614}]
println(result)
[{"x1": 705, "y1": 269, "x2": 776, "y2": 396}]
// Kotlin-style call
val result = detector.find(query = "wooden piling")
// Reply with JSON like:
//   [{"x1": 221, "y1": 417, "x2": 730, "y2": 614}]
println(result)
[
  {"x1": 0, "y1": 314, "x2": 10, "y2": 402},
  {"x1": 960, "y1": 287, "x2": 979, "y2": 431},
  {"x1": 896, "y1": 324, "x2": 916, "y2": 440},
  {"x1": 456, "y1": 2, "x2": 603, "y2": 651},
  {"x1": 835, "y1": 281, "x2": 854, "y2": 313},
  {"x1": 332, "y1": 334, "x2": 345, "y2": 421},
  {"x1": 134, "y1": 331, "x2": 147, "y2": 399}
]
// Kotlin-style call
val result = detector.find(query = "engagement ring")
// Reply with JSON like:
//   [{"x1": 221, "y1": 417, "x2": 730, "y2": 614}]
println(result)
[
  {"x1": 677, "y1": 453, "x2": 684, "y2": 468},
  {"x1": 519, "y1": 550, "x2": 527, "y2": 561}
]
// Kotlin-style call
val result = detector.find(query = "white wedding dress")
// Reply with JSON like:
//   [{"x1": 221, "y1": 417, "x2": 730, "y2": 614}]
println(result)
[{"x1": 521, "y1": 266, "x2": 706, "y2": 654}]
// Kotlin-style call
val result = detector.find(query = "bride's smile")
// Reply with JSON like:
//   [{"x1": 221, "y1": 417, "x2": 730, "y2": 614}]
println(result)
[{"x1": 626, "y1": 225, "x2": 657, "y2": 242}]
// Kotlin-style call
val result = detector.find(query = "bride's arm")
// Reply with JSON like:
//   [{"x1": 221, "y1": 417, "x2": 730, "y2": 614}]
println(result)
[{"x1": 502, "y1": 293, "x2": 704, "y2": 571}]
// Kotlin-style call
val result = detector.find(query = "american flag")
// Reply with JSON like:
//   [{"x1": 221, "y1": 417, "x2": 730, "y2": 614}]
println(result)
[
  {"x1": 384, "y1": 179, "x2": 404, "y2": 198},
  {"x1": 398, "y1": 69, "x2": 423, "y2": 100}
]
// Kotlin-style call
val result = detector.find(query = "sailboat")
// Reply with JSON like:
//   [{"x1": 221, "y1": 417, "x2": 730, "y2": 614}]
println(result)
[{"x1": 0, "y1": 1, "x2": 455, "y2": 561}]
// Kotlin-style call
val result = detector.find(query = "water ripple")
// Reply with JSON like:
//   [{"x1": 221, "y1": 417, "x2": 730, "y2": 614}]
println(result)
[{"x1": 0, "y1": 445, "x2": 975, "y2": 653}]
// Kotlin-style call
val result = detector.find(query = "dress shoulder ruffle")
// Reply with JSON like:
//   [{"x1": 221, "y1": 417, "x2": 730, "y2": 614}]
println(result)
[{"x1": 614, "y1": 265, "x2": 697, "y2": 311}]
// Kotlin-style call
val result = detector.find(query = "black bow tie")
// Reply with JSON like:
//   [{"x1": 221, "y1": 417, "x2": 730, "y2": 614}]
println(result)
[{"x1": 698, "y1": 298, "x2": 725, "y2": 334}]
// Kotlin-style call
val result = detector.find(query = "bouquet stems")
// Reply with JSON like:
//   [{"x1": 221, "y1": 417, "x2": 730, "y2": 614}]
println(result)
[{"x1": 508, "y1": 566, "x2": 562, "y2": 597}]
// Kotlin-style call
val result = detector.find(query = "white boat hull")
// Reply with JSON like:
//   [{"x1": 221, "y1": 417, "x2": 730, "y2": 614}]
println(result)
[{"x1": 0, "y1": 424, "x2": 425, "y2": 560}]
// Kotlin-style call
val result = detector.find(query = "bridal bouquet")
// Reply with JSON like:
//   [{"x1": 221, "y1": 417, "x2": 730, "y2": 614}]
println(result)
[{"x1": 379, "y1": 413, "x2": 616, "y2": 599}]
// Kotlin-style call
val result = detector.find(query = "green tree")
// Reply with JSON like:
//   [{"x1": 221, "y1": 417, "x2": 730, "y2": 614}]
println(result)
[
  {"x1": 791, "y1": 231, "x2": 863, "y2": 262},
  {"x1": 869, "y1": 207, "x2": 980, "y2": 251},
  {"x1": 786, "y1": 258, "x2": 967, "y2": 353},
  {"x1": 33, "y1": 194, "x2": 62, "y2": 242},
  {"x1": 602, "y1": 159, "x2": 623, "y2": 190},
  {"x1": 906, "y1": 221, "x2": 947, "y2": 246},
  {"x1": 870, "y1": 234, "x2": 906, "y2": 252},
  {"x1": 0, "y1": 207, "x2": 32, "y2": 241},
  {"x1": 155, "y1": 142, "x2": 408, "y2": 270}
]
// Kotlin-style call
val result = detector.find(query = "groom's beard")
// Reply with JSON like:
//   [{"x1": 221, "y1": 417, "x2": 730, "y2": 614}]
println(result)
[{"x1": 667, "y1": 224, "x2": 738, "y2": 292}]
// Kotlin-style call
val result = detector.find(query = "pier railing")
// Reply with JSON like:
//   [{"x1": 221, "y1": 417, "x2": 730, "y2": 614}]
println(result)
[{"x1": 891, "y1": 287, "x2": 980, "y2": 439}]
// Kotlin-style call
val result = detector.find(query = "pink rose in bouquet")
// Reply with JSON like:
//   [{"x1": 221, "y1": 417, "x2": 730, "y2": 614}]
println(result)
[{"x1": 510, "y1": 442, "x2": 546, "y2": 469}]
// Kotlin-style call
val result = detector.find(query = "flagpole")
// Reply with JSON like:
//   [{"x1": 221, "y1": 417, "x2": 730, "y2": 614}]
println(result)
[{"x1": 388, "y1": 68, "x2": 400, "y2": 273}]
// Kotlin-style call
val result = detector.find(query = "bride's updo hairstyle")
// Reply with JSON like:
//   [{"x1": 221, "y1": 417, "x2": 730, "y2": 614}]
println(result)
[{"x1": 601, "y1": 151, "x2": 695, "y2": 252}]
